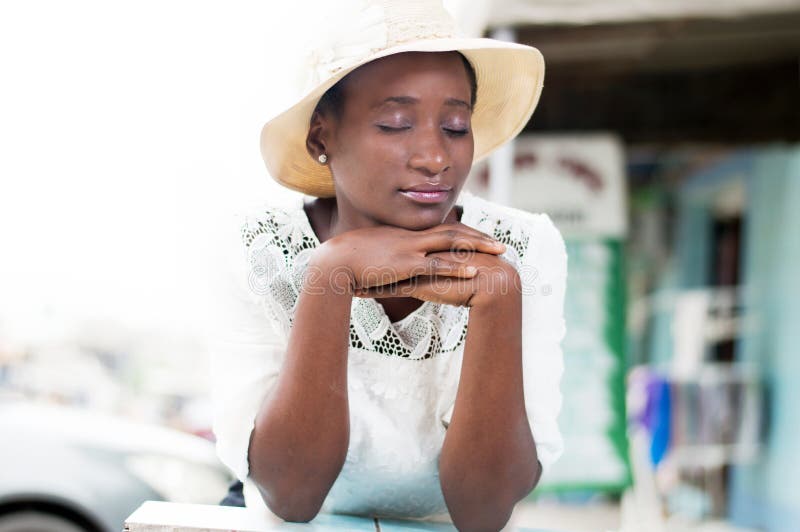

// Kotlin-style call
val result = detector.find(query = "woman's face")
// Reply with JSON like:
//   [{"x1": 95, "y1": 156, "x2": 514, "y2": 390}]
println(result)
[{"x1": 310, "y1": 52, "x2": 475, "y2": 230}]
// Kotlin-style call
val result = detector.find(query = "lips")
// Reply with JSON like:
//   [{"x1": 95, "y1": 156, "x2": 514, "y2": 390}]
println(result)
[
  {"x1": 401, "y1": 183, "x2": 453, "y2": 193},
  {"x1": 398, "y1": 183, "x2": 452, "y2": 204}
]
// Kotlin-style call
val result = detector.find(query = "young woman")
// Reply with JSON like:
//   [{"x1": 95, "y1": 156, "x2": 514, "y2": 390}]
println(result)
[{"x1": 210, "y1": 2, "x2": 567, "y2": 530}]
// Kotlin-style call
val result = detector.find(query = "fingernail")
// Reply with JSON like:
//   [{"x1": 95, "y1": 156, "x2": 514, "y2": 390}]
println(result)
[{"x1": 465, "y1": 266, "x2": 478, "y2": 275}]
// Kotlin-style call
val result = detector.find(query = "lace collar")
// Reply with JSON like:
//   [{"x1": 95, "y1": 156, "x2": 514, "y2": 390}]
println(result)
[{"x1": 241, "y1": 191, "x2": 527, "y2": 360}]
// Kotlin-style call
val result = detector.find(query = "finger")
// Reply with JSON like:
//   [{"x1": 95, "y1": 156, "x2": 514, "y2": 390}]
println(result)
[
  {"x1": 418, "y1": 255, "x2": 479, "y2": 278},
  {"x1": 355, "y1": 276, "x2": 475, "y2": 307},
  {"x1": 417, "y1": 228, "x2": 505, "y2": 255},
  {"x1": 423, "y1": 222, "x2": 500, "y2": 244},
  {"x1": 390, "y1": 254, "x2": 476, "y2": 281},
  {"x1": 354, "y1": 279, "x2": 417, "y2": 299},
  {"x1": 354, "y1": 255, "x2": 474, "y2": 288}
]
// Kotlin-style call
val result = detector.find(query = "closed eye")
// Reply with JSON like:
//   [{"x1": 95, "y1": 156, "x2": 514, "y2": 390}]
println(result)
[
  {"x1": 377, "y1": 124, "x2": 411, "y2": 133},
  {"x1": 444, "y1": 127, "x2": 469, "y2": 137}
]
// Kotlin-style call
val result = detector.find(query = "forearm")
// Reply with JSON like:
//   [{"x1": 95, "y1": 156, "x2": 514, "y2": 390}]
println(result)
[
  {"x1": 440, "y1": 293, "x2": 539, "y2": 531},
  {"x1": 249, "y1": 270, "x2": 352, "y2": 521}
]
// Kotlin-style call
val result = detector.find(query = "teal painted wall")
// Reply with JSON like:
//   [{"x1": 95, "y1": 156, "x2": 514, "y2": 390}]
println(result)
[{"x1": 729, "y1": 148, "x2": 800, "y2": 531}]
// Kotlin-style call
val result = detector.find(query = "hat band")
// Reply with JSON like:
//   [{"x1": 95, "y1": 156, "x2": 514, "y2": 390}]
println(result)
[
  {"x1": 302, "y1": 0, "x2": 457, "y2": 92},
  {"x1": 382, "y1": 0, "x2": 456, "y2": 45}
]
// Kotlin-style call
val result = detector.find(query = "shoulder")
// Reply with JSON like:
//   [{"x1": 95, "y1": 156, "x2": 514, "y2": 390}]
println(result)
[
  {"x1": 460, "y1": 192, "x2": 567, "y2": 270},
  {"x1": 210, "y1": 197, "x2": 311, "y2": 292},
  {"x1": 232, "y1": 198, "x2": 306, "y2": 247}
]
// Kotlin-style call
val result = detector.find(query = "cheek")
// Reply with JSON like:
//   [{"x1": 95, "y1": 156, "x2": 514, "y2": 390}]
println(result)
[
  {"x1": 357, "y1": 124, "x2": 408, "y2": 157},
  {"x1": 331, "y1": 128, "x2": 407, "y2": 195},
  {"x1": 339, "y1": 128, "x2": 407, "y2": 173},
  {"x1": 451, "y1": 137, "x2": 475, "y2": 176}
]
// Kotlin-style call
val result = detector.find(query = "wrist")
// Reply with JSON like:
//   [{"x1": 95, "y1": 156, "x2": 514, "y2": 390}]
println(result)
[
  {"x1": 306, "y1": 243, "x2": 355, "y2": 296},
  {"x1": 468, "y1": 265, "x2": 522, "y2": 310}
]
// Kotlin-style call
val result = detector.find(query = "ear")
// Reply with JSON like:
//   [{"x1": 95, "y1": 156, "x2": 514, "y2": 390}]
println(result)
[{"x1": 306, "y1": 110, "x2": 331, "y2": 161}]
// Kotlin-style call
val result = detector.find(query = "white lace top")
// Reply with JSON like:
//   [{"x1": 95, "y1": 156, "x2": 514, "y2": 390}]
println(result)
[{"x1": 207, "y1": 192, "x2": 567, "y2": 519}]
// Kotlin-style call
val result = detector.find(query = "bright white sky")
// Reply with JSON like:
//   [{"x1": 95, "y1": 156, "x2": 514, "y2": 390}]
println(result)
[
  {"x1": 0, "y1": 1, "x2": 309, "y2": 337},
  {"x1": 0, "y1": 1, "x2": 487, "y2": 342}
]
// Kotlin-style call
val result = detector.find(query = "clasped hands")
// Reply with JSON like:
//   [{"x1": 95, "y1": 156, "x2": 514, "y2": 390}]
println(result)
[{"x1": 307, "y1": 222, "x2": 522, "y2": 308}]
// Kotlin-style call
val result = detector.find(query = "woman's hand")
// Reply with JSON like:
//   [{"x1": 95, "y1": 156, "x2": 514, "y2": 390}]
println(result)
[
  {"x1": 308, "y1": 223, "x2": 506, "y2": 293},
  {"x1": 353, "y1": 250, "x2": 521, "y2": 308}
]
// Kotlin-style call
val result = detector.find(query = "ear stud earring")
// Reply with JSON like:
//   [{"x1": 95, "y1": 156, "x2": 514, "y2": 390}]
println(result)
[{"x1": 318, "y1": 154, "x2": 328, "y2": 164}]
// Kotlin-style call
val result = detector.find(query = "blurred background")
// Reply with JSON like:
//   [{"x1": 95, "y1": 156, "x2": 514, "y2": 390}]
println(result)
[{"x1": 0, "y1": 1, "x2": 798, "y2": 531}]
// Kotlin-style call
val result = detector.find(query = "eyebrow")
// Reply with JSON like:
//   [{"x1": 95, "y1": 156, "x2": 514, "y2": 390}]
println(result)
[
  {"x1": 373, "y1": 96, "x2": 472, "y2": 110},
  {"x1": 444, "y1": 97, "x2": 472, "y2": 110},
  {"x1": 375, "y1": 96, "x2": 418, "y2": 107}
]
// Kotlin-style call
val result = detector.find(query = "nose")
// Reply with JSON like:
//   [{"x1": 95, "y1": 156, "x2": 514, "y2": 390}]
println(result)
[{"x1": 408, "y1": 124, "x2": 451, "y2": 178}]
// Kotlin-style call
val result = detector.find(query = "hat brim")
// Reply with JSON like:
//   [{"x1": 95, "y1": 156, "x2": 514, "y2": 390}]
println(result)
[{"x1": 260, "y1": 38, "x2": 544, "y2": 198}]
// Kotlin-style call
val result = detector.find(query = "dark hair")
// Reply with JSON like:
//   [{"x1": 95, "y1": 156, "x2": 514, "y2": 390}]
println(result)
[{"x1": 314, "y1": 52, "x2": 478, "y2": 120}]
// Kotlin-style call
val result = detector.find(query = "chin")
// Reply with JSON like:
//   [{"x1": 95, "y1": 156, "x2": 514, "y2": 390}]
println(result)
[{"x1": 388, "y1": 205, "x2": 452, "y2": 231}]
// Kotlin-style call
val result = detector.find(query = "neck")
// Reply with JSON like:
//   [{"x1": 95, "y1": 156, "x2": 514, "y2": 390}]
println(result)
[{"x1": 327, "y1": 196, "x2": 378, "y2": 238}]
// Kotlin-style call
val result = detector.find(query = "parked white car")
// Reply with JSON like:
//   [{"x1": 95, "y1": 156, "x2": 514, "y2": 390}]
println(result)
[{"x1": 0, "y1": 401, "x2": 232, "y2": 532}]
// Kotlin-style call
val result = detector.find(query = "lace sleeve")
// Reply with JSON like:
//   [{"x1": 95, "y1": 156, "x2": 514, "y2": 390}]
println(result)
[
  {"x1": 519, "y1": 213, "x2": 567, "y2": 469},
  {"x1": 206, "y1": 212, "x2": 287, "y2": 482},
  {"x1": 439, "y1": 202, "x2": 567, "y2": 469}
]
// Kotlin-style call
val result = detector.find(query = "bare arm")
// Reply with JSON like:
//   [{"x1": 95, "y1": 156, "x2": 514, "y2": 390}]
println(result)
[
  {"x1": 438, "y1": 265, "x2": 540, "y2": 531},
  {"x1": 247, "y1": 225, "x2": 503, "y2": 522},
  {"x1": 357, "y1": 257, "x2": 540, "y2": 530},
  {"x1": 248, "y1": 258, "x2": 353, "y2": 522}
]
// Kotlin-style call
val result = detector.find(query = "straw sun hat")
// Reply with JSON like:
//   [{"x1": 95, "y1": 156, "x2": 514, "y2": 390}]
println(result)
[{"x1": 260, "y1": 0, "x2": 544, "y2": 198}]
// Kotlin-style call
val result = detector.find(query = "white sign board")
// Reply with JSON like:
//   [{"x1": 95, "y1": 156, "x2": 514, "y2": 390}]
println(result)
[{"x1": 506, "y1": 134, "x2": 628, "y2": 239}]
